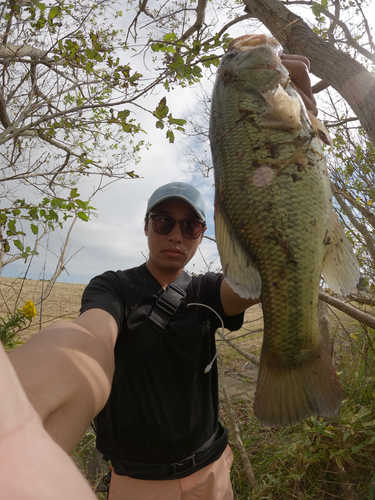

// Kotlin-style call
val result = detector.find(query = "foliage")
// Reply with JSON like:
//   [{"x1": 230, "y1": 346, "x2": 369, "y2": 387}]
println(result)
[
  {"x1": 0, "y1": 300, "x2": 37, "y2": 350},
  {"x1": 71, "y1": 426, "x2": 110, "y2": 499},
  {"x1": 0, "y1": 188, "x2": 95, "y2": 265},
  {"x1": 327, "y1": 125, "x2": 375, "y2": 285},
  {"x1": 0, "y1": 0, "x2": 243, "y2": 280},
  {"x1": 0, "y1": 0, "x2": 146, "y2": 276},
  {"x1": 223, "y1": 328, "x2": 375, "y2": 499}
]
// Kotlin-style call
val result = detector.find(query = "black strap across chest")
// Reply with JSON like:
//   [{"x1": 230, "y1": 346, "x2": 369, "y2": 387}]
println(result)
[
  {"x1": 115, "y1": 270, "x2": 192, "y2": 372},
  {"x1": 147, "y1": 270, "x2": 192, "y2": 331}
]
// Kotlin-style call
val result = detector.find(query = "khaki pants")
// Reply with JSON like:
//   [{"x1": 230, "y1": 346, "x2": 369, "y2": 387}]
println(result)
[{"x1": 108, "y1": 445, "x2": 234, "y2": 500}]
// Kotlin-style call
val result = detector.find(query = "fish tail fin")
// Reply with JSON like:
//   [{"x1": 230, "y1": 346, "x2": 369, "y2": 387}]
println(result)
[{"x1": 253, "y1": 346, "x2": 342, "y2": 427}]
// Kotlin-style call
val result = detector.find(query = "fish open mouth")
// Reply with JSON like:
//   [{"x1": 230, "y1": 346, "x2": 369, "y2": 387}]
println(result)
[{"x1": 228, "y1": 34, "x2": 281, "y2": 51}]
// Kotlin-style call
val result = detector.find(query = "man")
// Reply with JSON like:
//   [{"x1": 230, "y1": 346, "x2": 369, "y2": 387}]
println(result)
[
  {"x1": 2, "y1": 54, "x2": 317, "y2": 499},
  {"x1": 83, "y1": 182, "x2": 260, "y2": 499}
]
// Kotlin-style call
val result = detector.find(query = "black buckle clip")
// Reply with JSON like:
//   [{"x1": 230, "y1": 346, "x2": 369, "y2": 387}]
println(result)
[
  {"x1": 155, "y1": 284, "x2": 186, "y2": 315},
  {"x1": 169, "y1": 453, "x2": 196, "y2": 475}
]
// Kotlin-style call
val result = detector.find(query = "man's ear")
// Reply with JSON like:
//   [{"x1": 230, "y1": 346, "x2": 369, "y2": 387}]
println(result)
[
  {"x1": 144, "y1": 218, "x2": 149, "y2": 236},
  {"x1": 199, "y1": 226, "x2": 207, "y2": 244}
]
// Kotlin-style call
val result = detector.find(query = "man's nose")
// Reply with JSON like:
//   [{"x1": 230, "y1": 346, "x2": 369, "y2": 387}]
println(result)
[{"x1": 168, "y1": 221, "x2": 183, "y2": 241}]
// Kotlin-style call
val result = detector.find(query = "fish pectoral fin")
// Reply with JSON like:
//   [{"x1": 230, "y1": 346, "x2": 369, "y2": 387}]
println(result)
[
  {"x1": 321, "y1": 213, "x2": 359, "y2": 296},
  {"x1": 254, "y1": 345, "x2": 342, "y2": 427},
  {"x1": 259, "y1": 85, "x2": 301, "y2": 130},
  {"x1": 215, "y1": 207, "x2": 261, "y2": 299},
  {"x1": 307, "y1": 111, "x2": 332, "y2": 146}
]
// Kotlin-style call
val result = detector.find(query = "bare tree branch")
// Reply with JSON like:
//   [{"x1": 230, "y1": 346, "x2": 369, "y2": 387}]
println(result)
[
  {"x1": 319, "y1": 292, "x2": 375, "y2": 329},
  {"x1": 179, "y1": 0, "x2": 208, "y2": 42},
  {"x1": 219, "y1": 359, "x2": 258, "y2": 491}
]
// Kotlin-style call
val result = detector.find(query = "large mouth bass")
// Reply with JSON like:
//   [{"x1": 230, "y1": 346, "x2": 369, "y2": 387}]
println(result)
[{"x1": 209, "y1": 34, "x2": 359, "y2": 427}]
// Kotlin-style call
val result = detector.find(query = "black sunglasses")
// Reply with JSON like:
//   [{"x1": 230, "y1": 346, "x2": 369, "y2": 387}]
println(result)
[{"x1": 148, "y1": 214, "x2": 206, "y2": 239}]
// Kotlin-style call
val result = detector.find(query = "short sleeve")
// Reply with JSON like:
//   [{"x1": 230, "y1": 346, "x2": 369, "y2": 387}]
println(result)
[
  {"x1": 80, "y1": 271, "x2": 124, "y2": 330},
  {"x1": 191, "y1": 272, "x2": 245, "y2": 332}
]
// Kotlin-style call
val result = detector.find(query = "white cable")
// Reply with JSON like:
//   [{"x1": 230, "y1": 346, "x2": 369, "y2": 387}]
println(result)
[{"x1": 186, "y1": 302, "x2": 226, "y2": 373}]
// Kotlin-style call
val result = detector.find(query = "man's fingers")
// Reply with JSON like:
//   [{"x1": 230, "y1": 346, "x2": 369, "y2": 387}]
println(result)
[
  {"x1": 281, "y1": 53, "x2": 311, "y2": 71},
  {"x1": 281, "y1": 55, "x2": 318, "y2": 117}
]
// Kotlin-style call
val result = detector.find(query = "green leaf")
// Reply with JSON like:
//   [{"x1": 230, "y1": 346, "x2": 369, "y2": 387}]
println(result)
[
  {"x1": 77, "y1": 212, "x2": 89, "y2": 222},
  {"x1": 166, "y1": 130, "x2": 175, "y2": 143},
  {"x1": 14, "y1": 239, "x2": 24, "y2": 251},
  {"x1": 29, "y1": 207, "x2": 39, "y2": 220},
  {"x1": 192, "y1": 65, "x2": 202, "y2": 77},
  {"x1": 155, "y1": 120, "x2": 164, "y2": 129},
  {"x1": 48, "y1": 209, "x2": 58, "y2": 221},
  {"x1": 168, "y1": 114, "x2": 186, "y2": 126},
  {"x1": 153, "y1": 97, "x2": 169, "y2": 119},
  {"x1": 168, "y1": 55, "x2": 184, "y2": 70},
  {"x1": 163, "y1": 32, "x2": 177, "y2": 42},
  {"x1": 36, "y1": 17, "x2": 46, "y2": 29},
  {"x1": 36, "y1": 2, "x2": 46, "y2": 14},
  {"x1": 48, "y1": 6, "x2": 60, "y2": 19},
  {"x1": 31, "y1": 224, "x2": 38, "y2": 235},
  {"x1": 118, "y1": 110, "x2": 130, "y2": 121},
  {"x1": 74, "y1": 199, "x2": 88, "y2": 209},
  {"x1": 7, "y1": 219, "x2": 16, "y2": 233},
  {"x1": 70, "y1": 188, "x2": 79, "y2": 198}
]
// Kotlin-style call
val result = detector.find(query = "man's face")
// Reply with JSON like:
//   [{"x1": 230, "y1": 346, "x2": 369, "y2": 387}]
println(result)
[{"x1": 145, "y1": 199, "x2": 206, "y2": 274}]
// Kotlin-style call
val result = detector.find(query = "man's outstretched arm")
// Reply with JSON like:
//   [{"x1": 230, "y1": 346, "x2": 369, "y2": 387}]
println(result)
[
  {"x1": 0, "y1": 338, "x2": 99, "y2": 499},
  {"x1": 8, "y1": 308, "x2": 118, "y2": 453}
]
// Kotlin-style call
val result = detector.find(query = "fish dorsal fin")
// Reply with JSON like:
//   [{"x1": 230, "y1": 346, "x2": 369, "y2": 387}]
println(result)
[
  {"x1": 321, "y1": 213, "x2": 359, "y2": 296},
  {"x1": 215, "y1": 206, "x2": 261, "y2": 299}
]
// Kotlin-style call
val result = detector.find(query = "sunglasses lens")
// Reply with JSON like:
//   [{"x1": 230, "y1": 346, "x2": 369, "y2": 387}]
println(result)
[
  {"x1": 181, "y1": 220, "x2": 203, "y2": 239},
  {"x1": 152, "y1": 215, "x2": 175, "y2": 235},
  {"x1": 150, "y1": 215, "x2": 204, "y2": 239}
]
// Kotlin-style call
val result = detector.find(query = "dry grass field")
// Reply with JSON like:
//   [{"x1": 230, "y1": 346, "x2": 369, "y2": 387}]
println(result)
[{"x1": 0, "y1": 277, "x2": 86, "y2": 341}]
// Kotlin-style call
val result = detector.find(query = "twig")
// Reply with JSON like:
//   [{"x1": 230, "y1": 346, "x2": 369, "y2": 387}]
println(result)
[
  {"x1": 319, "y1": 292, "x2": 375, "y2": 330},
  {"x1": 218, "y1": 359, "x2": 258, "y2": 491},
  {"x1": 224, "y1": 338, "x2": 260, "y2": 366}
]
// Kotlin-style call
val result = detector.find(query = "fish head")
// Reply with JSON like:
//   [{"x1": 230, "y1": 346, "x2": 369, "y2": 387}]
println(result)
[{"x1": 219, "y1": 34, "x2": 289, "y2": 92}]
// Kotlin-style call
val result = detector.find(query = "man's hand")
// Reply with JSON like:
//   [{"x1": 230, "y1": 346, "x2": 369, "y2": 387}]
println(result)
[
  {"x1": 281, "y1": 54, "x2": 318, "y2": 117},
  {"x1": 0, "y1": 343, "x2": 96, "y2": 500}
]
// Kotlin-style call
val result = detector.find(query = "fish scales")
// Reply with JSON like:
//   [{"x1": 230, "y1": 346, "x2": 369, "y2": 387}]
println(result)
[{"x1": 209, "y1": 34, "x2": 359, "y2": 426}]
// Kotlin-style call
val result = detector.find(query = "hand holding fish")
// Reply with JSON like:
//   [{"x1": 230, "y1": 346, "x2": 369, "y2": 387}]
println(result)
[{"x1": 280, "y1": 54, "x2": 318, "y2": 117}]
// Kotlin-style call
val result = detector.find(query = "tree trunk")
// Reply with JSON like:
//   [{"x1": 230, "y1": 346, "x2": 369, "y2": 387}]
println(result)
[{"x1": 242, "y1": 0, "x2": 375, "y2": 144}]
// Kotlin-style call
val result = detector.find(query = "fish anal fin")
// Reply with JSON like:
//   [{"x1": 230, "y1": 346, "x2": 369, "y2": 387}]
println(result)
[
  {"x1": 215, "y1": 206, "x2": 261, "y2": 299},
  {"x1": 322, "y1": 214, "x2": 359, "y2": 296},
  {"x1": 254, "y1": 346, "x2": 342, "y2": 427}
]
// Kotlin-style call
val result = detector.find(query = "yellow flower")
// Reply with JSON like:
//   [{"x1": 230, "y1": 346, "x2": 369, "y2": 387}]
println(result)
[{"x1": 22, "y1": 300, "x2": 37, "y2": 320}]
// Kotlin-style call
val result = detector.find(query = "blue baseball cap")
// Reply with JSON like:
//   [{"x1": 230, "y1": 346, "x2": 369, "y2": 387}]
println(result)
[{"x1": 146, "y1": 182, "x2": 206, "y2": 221}]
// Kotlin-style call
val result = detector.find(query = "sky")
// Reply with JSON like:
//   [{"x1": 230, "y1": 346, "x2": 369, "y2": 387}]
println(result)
[
  {"x1": 2, "y1": 63, "x2": 220, "y2": 284},
  {"x1": 2, "y1": 1, "x2": 374, "y2": 286}
]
